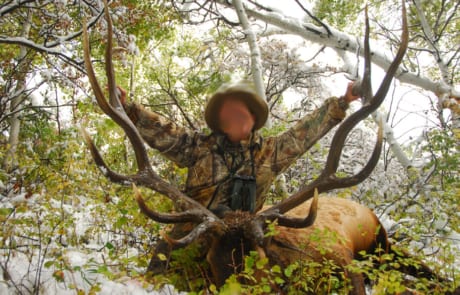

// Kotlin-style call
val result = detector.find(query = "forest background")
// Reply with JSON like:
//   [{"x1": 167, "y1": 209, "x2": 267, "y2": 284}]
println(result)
[{"x1": 0, "y1": 0, "x2": 459, "y2": 294}]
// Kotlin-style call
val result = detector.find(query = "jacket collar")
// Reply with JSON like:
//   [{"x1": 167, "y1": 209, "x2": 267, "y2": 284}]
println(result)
[{"x1": 215, "y1": 132, "x2": 262, "y2": 151}]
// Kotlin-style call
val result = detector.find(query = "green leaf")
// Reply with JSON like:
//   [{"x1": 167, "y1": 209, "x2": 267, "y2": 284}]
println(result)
[
  {"x1": 157, "y1": 253, "x2": 167, "y2": 261},
  {"x1": 105, "y1": 242, "x2": 114, "y2": 250},
  {"x1": 275, "y1": 276, "x2": 285, "y2": 285},
  {"x1": 245, "y1": 255, "x2": 255, "y2": 270},
  {"x1": 115, "y1": 216, "x2": 128, "y2": 228},
  {"x1": 284, "y1": 264, "x2": 297, "y2": 278},
  {"x1": 256, "y1": 257, "x2": 268, "y2": 269},
  {"x1": 44, "y1": 260, "x2": 55, "y2": 268},
  {"x1": 271, "y1": 264, "x2": 282, "y2": 274},
  {"x1": 0, "y1": 207, "x2": 14, "y2": 217}
]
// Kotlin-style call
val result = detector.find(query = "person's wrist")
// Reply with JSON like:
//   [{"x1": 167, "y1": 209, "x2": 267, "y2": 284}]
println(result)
[{"x1": 338, "y1": 96, "x2": 349, "y2": 110}]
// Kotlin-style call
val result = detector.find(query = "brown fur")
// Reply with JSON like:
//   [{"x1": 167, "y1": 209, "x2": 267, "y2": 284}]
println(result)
[
  {"x1": 264, "y1": 197, "x2": 387, "y2": 294},
  {"x1": 206, "y1": 197, "x2": 388, "y2": 294}
]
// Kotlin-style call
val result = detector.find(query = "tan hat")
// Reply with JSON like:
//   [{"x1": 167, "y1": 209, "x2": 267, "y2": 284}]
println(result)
[{"x1": 205, "y1": 80, "x2": 268, "y2": 133}]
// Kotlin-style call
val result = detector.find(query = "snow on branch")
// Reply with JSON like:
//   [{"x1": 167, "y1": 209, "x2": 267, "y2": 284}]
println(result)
[
  {"x1": 0, "y1": 36, "x2": 84, "y2": 73},
  {"x1": 216, "y1": 0, "x2": 459, "y2": 100},
  {"x1": 232, "y1": 0, "x2": 266, "y2": 98}
]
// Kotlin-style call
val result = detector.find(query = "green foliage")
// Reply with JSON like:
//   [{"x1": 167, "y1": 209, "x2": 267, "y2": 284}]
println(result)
[
  {"x1": 146, "y1": 242, "x2": 211, "y2": 292},
  {"x1": 0, "y1": 107, "x2": 160, "y2": 292},
  {"x1": 422, "y1": 128, "x2": 460, "y2": 230},
  {"x1": 313, "y1": 0, "x2": 364, "y2": 30},
  {"x1": 388, "y1": 127, "x2": 459, "y2": 242},
  {"x1": 118, "y1": 0, "x2": 178, "y2": 45},
  {"x1": 423, "y1": 128, "x2": 459, "y2": 189},
  {"x1": 1, "y1": 1, "x2": 459, "y2": 294},
  {"x1": 209, "y1": 245, "x2": 352, "y2": 294},
  {"x1": 125, "y1": 25, "x2": 229, "y2": 131},
  {"x1": 407, "y1": 0, "x2": 460, "y2": 83},
  {"x1": 349, "y1": 248, "x2": 459, "y2": 294}
]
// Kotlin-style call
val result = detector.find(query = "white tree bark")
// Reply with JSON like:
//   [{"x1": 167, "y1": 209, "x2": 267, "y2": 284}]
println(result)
[
  {"x1": 412, "y1": 0, "x2": 460, "y2": 130},
  {"x1": 232, "y1": 0, "x2": 270, "y2": 127},
  {"x1": 372, "y1": 111, "x2": 412, "y2": 169},
  {"x1": 2, "y1": 9, "x2": 33, "y2": 172},
  {"x1": 216, "y1": 0, "x2": 459, "y2": 100}
]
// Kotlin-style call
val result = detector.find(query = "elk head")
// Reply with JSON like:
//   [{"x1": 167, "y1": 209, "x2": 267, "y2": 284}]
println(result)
[{"x1": 82, "y1": 1, "x2": 408, "y2": 293}]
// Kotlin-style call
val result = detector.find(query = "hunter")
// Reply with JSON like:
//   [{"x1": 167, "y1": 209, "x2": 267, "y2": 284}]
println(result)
[{"x1": 120, "y1": 80, "x2": 360, "y2": 273}]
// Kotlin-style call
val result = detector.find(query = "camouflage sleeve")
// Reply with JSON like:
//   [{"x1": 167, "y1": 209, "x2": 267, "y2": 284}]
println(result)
[
  {"x1": 124, "y1": 103, "x2": 199, "y2": 168},
  {"x1": 271, "y1": 96, "x2": 348, "y2": 174}
]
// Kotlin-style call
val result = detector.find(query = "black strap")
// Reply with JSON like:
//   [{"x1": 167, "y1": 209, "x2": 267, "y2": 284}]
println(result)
[
  {"x1": 208, "y1": 133, "x2": 258, "y2": 212},
  {"x1": 206, "y1": 178, "x2": 226, "y2": 210}
]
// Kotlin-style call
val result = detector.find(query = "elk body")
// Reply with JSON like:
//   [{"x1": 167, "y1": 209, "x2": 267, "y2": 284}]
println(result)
[
  {"x1": 79, "y1": 1, "x2": 457, "y2": 294},
  {"x1": 206, "y1": 196, "x2": 388, "y2": 293}
]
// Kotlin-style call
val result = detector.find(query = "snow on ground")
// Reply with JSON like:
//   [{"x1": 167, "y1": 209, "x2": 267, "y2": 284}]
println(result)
[
  {"x1": 0, "y1": 237, "x2": 185, "y2": 295},
  {"x1": 0, "y1": 189, "x2": 185, "y2": 295}
]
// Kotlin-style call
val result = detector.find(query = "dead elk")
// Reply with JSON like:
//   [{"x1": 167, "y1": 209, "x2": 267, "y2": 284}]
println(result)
[
  {"x1": 205, "y1": 196, "x2": 388, "y2": 292},
  {"x1": 80, "y1": 1, "x2": 457, "y2": 294},
  {"x1": 195, "y1": 196, "x2": 453, "y2": 293}
]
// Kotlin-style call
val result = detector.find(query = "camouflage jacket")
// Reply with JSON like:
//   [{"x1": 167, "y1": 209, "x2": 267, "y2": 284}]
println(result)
[{"x1": 125, "y1": 97, "x2": 348, "y2": 213}]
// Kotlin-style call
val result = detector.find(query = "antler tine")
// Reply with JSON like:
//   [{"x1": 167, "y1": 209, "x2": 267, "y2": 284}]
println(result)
[
  {"x1": 259, "y1": 1, "x2": 408, "y2": 223},
  {"x1": 324, "y1": 1, "x2": 407, "y2": 174},
  {"x1": 361, "y1": 4, "x2": 373, "y2": 102},
  {"x1": 82, "y1": 2, "x2": 224, "y2": 241},
  {"x1": 326, "y1": 2, "x2": 407, "y2": 174},
  {"x1": 102, "y1": 0, "x2": 123, "y2": 111},
  {"x1": 260, "y1": 189, "x2": 319, "y2": 229},
  {"x1": 260, "y1": 122, "x2": 382, "y2": 226},
  {"x1": 81, "y1": 128, "x2": 135, "y2": 183},
  {"x1": 133, "y1": 184, "x2": 225, "y2": 247},
  {"x1": 371, "y1": 2, "x2": 408, "y2": 107},
  {"x1": 82, "y1": 3, "x2": 149, "y2": 172},
  {"x1": 133, "y1": 184, "x2": 212, "y2": 223},
  {"x1": 162, "y1": 219, "x2": 221, "y2": 247}
]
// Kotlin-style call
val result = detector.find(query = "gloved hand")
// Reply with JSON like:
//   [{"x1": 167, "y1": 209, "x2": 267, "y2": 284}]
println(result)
[{"x1": 343, "y1": 81, "x2": 361, "y2": 103}]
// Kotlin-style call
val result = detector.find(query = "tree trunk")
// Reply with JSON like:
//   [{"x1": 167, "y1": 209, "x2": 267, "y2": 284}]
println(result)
[
  {"x1": 2, "y1": 9, "x2": 33, "y2": 172},
  {"x1": 233, "y1": 0, "x2": 271, "y2": 127}
]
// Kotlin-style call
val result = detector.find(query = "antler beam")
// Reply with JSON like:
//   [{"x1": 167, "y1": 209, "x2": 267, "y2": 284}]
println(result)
[
  {"x1": 81, "y1": 0, "x2": 224, "y2": 246},
  {"x1": 259, "y1": 3, "x2": 408, "y2": 223}
]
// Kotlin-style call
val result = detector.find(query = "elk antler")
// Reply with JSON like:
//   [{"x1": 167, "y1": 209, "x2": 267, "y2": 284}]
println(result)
[
  {"x1": 257, "y1": 3, "x2": 408, "y2": 228},
  {"x1": 84, "y1": 0, "x2": 407, "y2": 248},
  {"x1": 81, "y1": 0, "x2": 225, "y2": 247}
]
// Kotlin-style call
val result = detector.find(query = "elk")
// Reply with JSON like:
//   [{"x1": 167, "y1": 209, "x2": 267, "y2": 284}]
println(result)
[{"x1": 81, "y1": 2, "x2": 453, "y2": 294}]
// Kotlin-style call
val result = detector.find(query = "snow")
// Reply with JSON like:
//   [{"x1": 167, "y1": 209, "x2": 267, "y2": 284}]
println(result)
[
  {"x1": 0, "y1": 192, "x2": 185, "y2": 295},
  {"x1": 0, "y1": 249, "x2": 183, "y2": 294}
]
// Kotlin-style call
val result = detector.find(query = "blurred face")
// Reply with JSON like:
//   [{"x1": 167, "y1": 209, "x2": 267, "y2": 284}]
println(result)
[{"x1": 218, "y1": 98, "x2": 256, "y2": 143}]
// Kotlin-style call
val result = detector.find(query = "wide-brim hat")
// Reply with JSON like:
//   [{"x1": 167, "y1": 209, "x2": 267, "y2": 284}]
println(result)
[{"x1": 205, "y1": 80, "x2": 268, "y2": 133}]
